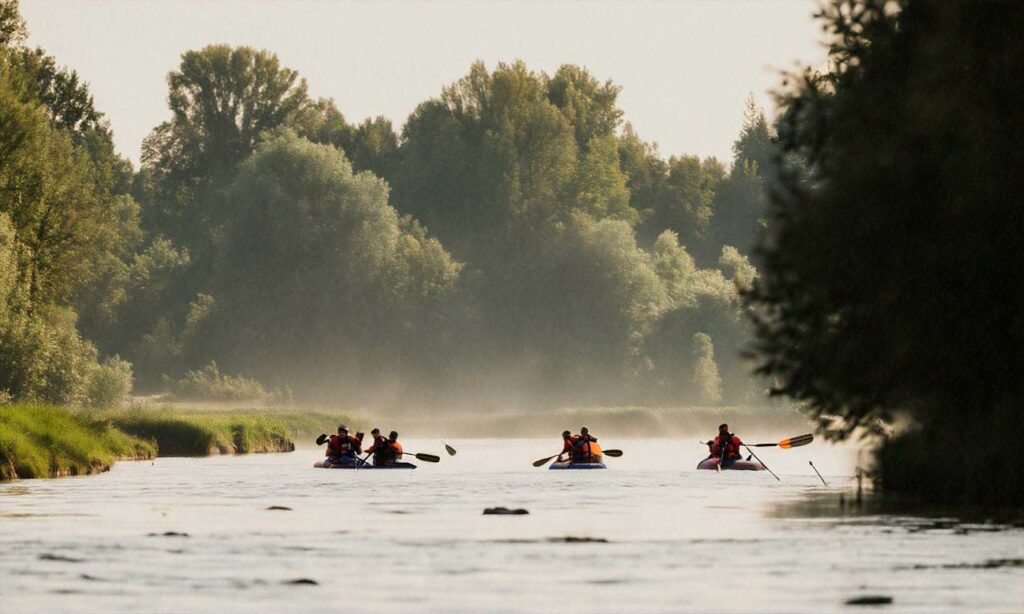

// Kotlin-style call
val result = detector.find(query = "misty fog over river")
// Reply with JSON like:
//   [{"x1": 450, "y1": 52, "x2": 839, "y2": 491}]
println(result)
[{"x1": 1, "y1": 439, "x2": 1020, "y2": 613}]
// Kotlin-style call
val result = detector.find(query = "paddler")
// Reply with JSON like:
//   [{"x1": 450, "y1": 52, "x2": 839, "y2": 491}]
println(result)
[
  {"x1": 707, "y1": 423, "x2": 743, "y2": 466},
  {"x1": 366, "y1": 429, "x2": 404, "y2": 466},
  {"x1": 571, "y1": 427, "x2": 600, "y2": 463},
  {"x1": 556, "y1": 430, "x2": 574, "y2": 462},
  {"x1": 325, "y1": 425, "x2": 363, "y2": 466}
]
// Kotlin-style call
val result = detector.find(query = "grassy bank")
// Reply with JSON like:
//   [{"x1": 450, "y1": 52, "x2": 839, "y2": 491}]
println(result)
[
  {"x1": 110, "y1": 408, "x2": 297, "y2": 456},
  {"x1": 0, "y1": 404, "x2": 156, "y2": 480}
]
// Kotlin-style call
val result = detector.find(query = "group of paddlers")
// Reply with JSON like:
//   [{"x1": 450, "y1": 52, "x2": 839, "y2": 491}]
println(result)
[
  {"x1": 324, "y1": 422, "x2": 746, "y2": 468},
  {"x1": 323, "y1": 425, "x2": 404, "y2": 467},
  {"x1": 554, "y1": 423, "x2": 745, "y2": 465},
  {"x1": 558, "y1": 427, "x2": 603, "y2": 464}
]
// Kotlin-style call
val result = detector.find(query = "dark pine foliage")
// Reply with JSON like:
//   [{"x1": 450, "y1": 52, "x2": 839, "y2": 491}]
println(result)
[{"x1": 748, "y1": 0, "x2": 1022, "y2": 505}]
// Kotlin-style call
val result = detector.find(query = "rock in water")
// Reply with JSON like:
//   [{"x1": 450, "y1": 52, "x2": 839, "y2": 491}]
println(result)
[
  {"x1": 845, "y1": 596, "x2": 893, "y2": 605},
  {"x1": 483, "y1": 507, "x2": 529, "y2": 515}
]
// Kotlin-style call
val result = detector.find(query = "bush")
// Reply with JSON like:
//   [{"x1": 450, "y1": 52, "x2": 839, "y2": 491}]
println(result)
[
  {"x1": 85, "y1": 355, "x2": 133, "y2": 408},
  {"x1": 172, "y1": 361, "x2": 266, "y2": 401}
]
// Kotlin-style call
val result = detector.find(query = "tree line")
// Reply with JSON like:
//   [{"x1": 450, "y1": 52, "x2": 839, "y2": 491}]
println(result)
[{"x1": 0, "y1": 0, "x2": 775, "y2": 409}]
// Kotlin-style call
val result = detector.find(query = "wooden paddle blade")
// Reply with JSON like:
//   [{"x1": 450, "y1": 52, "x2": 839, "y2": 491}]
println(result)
[
  {"x1": 444, "y1": 443, "x2": 457, "y2": 456},
  {"x1": 413, "y1": 453, "x2": 441, "y2": 463},
  {"x1": 779, "y1": 434, "x2": 814, "y2": 449},
  {"x1": 533, "y1": 455, "x2": 558, "y2": 467},
  {"x1": 602, "y1": 449, "x2": 623, "y2": 457},
  {"x1": 315, "y1": 433, "x2": 328, "y2": 446}
]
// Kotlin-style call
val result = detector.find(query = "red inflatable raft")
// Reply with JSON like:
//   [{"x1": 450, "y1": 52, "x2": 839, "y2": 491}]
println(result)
[{"x1": 696, "y1": 457, "x2": 765, "y2": 471}]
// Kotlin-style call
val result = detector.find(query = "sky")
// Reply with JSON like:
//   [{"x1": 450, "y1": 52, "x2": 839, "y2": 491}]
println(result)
[{"x1": 21, "y1": 0, "x2": 827, "y2": 167}]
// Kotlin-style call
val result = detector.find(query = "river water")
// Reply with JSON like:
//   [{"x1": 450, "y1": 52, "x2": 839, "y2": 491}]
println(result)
[{"x1": 1, "y1": 438, "x2": 1021, "y2": 613}]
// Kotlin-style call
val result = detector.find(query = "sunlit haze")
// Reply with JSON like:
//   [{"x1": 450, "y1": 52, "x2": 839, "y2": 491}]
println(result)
[{"x1": 21, "y1": 0, "x2": 825, "y2": 167}]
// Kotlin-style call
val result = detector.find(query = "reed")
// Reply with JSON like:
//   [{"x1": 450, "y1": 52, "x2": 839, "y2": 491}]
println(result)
[
  {"x1": 0, "y1": 403, "x2": 156, "y2": 480},
  {"x1": 110, "y1": 409, "x2": 295, "y2": 456}
]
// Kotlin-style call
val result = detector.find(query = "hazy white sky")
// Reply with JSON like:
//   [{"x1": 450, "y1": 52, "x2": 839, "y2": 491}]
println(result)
[{"x1": 21, "y1": 0, "x2": 826, "y2": 167}]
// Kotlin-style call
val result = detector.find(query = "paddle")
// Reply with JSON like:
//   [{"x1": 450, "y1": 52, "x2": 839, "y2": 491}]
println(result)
[
  {"x1": 359, "y1": 450, "x2": 439, "y2": 466},
  {"x1": 809, "y1": 461, "x2": 828, "y2": 486},
  {"x1": 748, "y1": 434, "x2": 814, "y2": 448},
  {"x1": 740, "y1": 443, "x2": 780, "y2": 482},
  {"x1": 355, "y1": 452, "x2": 372, "y2": 470},
  {"x1": 404, "y1": 452, "x2": 441, "y2": 463},
  {"x1": 533, "y1": 454, "x2": 561, "y2": 467},
  {"x1": 444, "y1": 442, "x2": 457, "y2": 456},
  {"x1": 533, "y1": 448, "x2": 622, "y2": 466}
]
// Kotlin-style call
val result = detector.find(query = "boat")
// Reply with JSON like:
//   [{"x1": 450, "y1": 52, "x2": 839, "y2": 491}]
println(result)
[
  {"x1": 696, "y1": 457, "x2": 764, "y2": 471},
  {"x1": 548, "y1": 440, "x2": 606, "y2": 470},
  {"x1": 313, "y1": 460, "x2": 417, "y2": 469},
  {"x1": 549, "y1": 460, "x2": 606, "y2": 470}
]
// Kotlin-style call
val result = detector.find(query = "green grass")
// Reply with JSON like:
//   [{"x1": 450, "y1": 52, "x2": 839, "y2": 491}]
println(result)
[
  {"x1": 0, "y1": 403, "x2": 156, "y2": 480},
  {"x1": 110, "y1": 408, "x2": 297, "y2": 456}
]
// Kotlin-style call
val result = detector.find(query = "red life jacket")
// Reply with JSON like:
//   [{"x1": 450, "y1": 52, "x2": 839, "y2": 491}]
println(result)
[
  {"x1": 711, "y1": 434, "x2": 742, "y2": 459},
  {"x1": 562, "y1": 436, "x2": 577, "y2": 454},
  {"x1": 366, "y1": 435, "x2": 388, "y2": 453},
  {"x1": 327, "y1": 434, "x2": 362, "y2": 456}
]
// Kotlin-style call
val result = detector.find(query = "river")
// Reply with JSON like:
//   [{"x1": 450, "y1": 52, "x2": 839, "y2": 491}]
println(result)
[{"x1": 1, "y1": 438, "x2": 1021, "y2": 613}]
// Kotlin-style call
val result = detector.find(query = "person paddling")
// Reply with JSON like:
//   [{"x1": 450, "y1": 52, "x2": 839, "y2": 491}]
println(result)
[
  {"x1": 571, "y1": 427, "x2": 601, "y2": 464},
  {"x1": 366, "y1": 429, "x2": 404, "y2": 467},
  {"x1": 556, "y1": 430, "x2": 575, "y2": 462},
  {"x1": 707, "y1": 423, "x2": 743, "y2": 467},
  {"x1": 363, "y1": 428, "x2": 386, "y2": 465},
  {"x1": 325, "y1": 425, "x2": 363, "y2": 467}
]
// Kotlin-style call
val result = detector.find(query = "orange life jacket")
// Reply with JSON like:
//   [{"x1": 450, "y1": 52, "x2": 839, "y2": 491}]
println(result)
[{"x1": 571, "y1": 435, "x2": 599, "y2": 462}]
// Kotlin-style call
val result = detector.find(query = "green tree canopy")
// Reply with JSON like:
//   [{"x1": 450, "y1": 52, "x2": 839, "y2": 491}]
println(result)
[
  {"x1": 393, "y1": 61, "x2": 635, "y2": 260},
  {"x1": 140, "y1": 45, "x2": 310, "y2": 248},
  {"x1": 204, "y1": 131, "x2": 461, "y2": 393}
]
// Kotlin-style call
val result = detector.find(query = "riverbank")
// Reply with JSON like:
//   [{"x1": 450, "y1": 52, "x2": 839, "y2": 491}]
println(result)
[
  {"x1": 0, "y1": 404, "x2": 309, "y2": 481},
  {"x1": 0, "y1": 404, "x2": 156, "y2": 480},
  {"x1": 110, "y1": 408, "x2": 297, "y2": 456}
]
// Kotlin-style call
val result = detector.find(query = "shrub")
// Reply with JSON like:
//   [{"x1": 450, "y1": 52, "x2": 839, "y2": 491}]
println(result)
[
  {"x1": 172, "y1": 361, "x2": 266, "y2": 401},
  {"x1": 85, "y1": 355, "x2": 133, "y2": 408}
]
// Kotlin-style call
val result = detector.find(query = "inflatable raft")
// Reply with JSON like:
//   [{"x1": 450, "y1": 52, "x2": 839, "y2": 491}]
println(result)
[
  {"x1": 549, "y1": 461, "x2": 606, "y2": 470},
  {"x1": 314, "y1": 460, "x2": 417, "y2": 469},
  {"x1": 696, "y1": 457, "x2": 764, "y2": 471}
]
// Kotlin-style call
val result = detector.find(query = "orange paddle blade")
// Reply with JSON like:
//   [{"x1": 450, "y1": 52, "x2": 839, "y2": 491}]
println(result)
[{"x1": 778, "y1": 434, "x2": 814, "y2": 449}]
